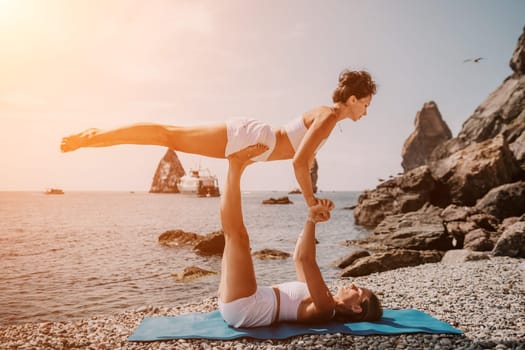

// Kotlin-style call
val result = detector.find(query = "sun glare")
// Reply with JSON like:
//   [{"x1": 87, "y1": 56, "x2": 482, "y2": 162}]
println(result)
[{"x1": 0, "y1": 0, "x2": 23, "y2": 23}]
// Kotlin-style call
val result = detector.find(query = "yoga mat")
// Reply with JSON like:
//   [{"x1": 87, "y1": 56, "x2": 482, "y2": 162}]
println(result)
[{"x1": 128, "y1": 309, "x2": 462, "y2": 341}]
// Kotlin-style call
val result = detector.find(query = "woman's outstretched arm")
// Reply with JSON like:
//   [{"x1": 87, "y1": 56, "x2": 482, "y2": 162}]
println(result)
[
  {"x1": 293, "y1": 199, "x2": 335, "y2": 318},
  {"x1": 293, "y1": 112, "x2": 337, "y2": 207}
]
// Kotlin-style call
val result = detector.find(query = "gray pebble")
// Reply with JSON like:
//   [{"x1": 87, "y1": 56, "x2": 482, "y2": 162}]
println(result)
[{"x1": 0, "y1": 257, "x2": 523, "y2": 350}]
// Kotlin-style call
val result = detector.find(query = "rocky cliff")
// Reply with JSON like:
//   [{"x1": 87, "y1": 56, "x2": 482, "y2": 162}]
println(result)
[
  {"x1": 355, "y1": 27, "x2": 525, "y2": 227},
  {"x1": 342, "y1": 26, "x2": 525, "y2": 276},
  {"x1": 149, "y1": 149, "x2": 186, "y2": 193},
  {"x1": 429, "y1": 26, "x2": 525, "y2": 170}
]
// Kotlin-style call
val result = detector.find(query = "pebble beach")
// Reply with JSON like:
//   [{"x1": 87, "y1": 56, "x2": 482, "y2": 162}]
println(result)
[{"x1": 1, "y1": 256, "x2": 523, "y2": 350}]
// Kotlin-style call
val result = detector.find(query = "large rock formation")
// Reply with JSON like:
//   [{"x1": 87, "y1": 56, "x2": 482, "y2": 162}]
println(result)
[
  {"x1": 401, "y1": 101, "x2": 452, "y2": 172},
  {"x1": 343, "y1": 27, "x2": 525, "y2": 276},
  {"x1": 430, "y1": 29, "x2": 525, "y2": 172},
  {"x1": 355, "y1": 26, "x2": 525, "y2": 227},
  {"x1": 150, "y1": 149, "x2": 186, "y2": 193}
]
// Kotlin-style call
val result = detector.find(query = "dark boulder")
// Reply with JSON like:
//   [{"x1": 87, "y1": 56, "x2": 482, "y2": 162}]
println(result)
[
  {"x1": 441, "y1": 249, "x2": 490, "y2": 264},
  {"x1": 440, "y1": 204, "x2": 470, "y2": 222},
  {"x1": 172, "y1": 266, "x2": 217, "y2": 282},
  {"x1": 252, "y1": 249, "x2": 291, "y2": 260},
  {"x1": 340, "y1": 249, "x2": 443, "y2": 277},
  {"x1": 193, "y1": 231, "x2": 225, "y2": 256},
  {"x1": 350, "y1": 205, "x2": 453, "y2": 251},
  {"x1": 492, "y1": 220, "x2": 525, "y2": 258},
  {"x1": 262, "y1": 196, "x2": 293, "y2": 205},
  {"x1": 429, "y1": 135, "x2": 522, "y2": 206},
  {"x1": 159, "y1": 230, "x2": 203, "y2": 247},
  {"x1": 463, "y1": 228, "x2": 494, "y2": 252},
  {"x1": 354, "y1": 166, "x2": 437, "y2": 227},
  {"x1": 159, "y1": 229, "x2": 225, "y2": 256},
  {"x1": 333, "y1": 250, "x2": 370, "y2": 269},
  {"x1": 475, "y1": 181, "x2": 525, "y2": 220}
]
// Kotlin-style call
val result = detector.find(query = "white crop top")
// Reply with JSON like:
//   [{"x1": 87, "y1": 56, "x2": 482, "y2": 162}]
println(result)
[
  {"x1": 275, "y1": 281, "x2": 310, "y2": 321},
  {"x1": 284, "y1": 116, "x2": 327, "y2": 154},
  {"x1": 284, "y1": 117, "x2": 308, "y2": 152}
]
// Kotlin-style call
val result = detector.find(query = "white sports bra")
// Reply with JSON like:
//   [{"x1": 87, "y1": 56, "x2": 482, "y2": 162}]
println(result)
[
  {"x1": 284, "y1": 117, "x2": 326, "y2": 154},
  {"x1": 276, "y1": 281, "x2": 310, "y2": 321},
  {"x1": 284, "y1": 117, "x2": 308, "y2": 152}
]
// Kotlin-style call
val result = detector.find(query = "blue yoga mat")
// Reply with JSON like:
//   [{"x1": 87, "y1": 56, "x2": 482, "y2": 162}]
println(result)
[{"x1": 128, "y1": 309, "x2": 462, "y2": 341}]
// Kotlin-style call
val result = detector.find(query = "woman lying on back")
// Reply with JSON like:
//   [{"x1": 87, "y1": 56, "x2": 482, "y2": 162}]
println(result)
[{"x1": 218, "y1": 144, "x2": 382, "y2": 327}]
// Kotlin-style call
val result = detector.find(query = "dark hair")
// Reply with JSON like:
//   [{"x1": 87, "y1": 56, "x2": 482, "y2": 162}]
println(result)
[
  {"x1": 332, "y1": 291, "x2": 383, "y2": 323},
  {"x1": 332, "y1": 69, "x2": 377, "y2": 103}
]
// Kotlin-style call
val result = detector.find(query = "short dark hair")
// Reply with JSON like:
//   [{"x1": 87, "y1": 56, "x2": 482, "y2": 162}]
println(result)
[
  {"x1": 333, "y1": 291, "x2": 383, "y2": 323},
  {"x1": 332, "y1": 69, "x2": 377, "y2": 103}
]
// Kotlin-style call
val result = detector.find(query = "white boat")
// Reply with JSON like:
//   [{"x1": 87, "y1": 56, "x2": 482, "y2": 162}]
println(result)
[
  {"x1": 177, "y1": 168, "x2": 220, "y2": 197},
  {"x1": 45, "y1": 188, "x2": 64, "y2": 195}
]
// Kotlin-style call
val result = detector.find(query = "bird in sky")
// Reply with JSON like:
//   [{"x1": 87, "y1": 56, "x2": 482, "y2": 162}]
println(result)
[{"x1": 463, "y1": 57, "x2": 485, "y2": 63}]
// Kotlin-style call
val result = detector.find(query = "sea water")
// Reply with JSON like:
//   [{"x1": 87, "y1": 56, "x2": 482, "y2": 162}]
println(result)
[{"x1": 0, "y1": 191, "x2": 371, "y2": 325}]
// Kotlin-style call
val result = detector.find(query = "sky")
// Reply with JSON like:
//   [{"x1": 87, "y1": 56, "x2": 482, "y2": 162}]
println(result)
[{"x1": 1, "y1": 0, "x2": 524, "y2": 192}]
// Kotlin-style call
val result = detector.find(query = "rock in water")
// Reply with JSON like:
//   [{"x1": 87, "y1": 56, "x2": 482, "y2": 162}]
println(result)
[
  {"x1": 262, "y1": 196, "x2": 293, "y2": 205},
  {"x1": 172, "y1": 266, "x2": 217, "y2": 282},
  {"x1": 252, "y1": 248, "x2": 291, "y2": 260},
  {"x1": 150, "y1": 149, "x2": 186, "y2": 193},
  {"x1": 401, "y1": 101, "x2": 452, "y2": 172}
]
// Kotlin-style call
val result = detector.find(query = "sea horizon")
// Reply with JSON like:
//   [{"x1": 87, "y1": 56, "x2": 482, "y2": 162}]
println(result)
[{"x1": 0, "y1": 190, "x2": 370, "y2": 325}]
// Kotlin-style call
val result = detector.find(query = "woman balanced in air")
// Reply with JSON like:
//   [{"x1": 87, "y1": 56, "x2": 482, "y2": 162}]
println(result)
[
  {"x1": 218, "y1": 144, "x2": 382, "y2": 327},
  {"x1": 61, "y1": 69, "x2": 376, "y2": 207}
]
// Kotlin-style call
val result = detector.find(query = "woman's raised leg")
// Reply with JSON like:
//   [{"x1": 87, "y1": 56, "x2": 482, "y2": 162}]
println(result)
[
  {"x1": 218, "y1": 144, "x2": 268, "y2": 303},
  {"x1": 60, "y1": 122, "x2": 228, "y2": 158}
]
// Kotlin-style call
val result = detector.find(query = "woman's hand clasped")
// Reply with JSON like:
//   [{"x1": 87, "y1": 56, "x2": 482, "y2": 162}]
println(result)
[{"x1": 308, "y1": 198, "x2": 334, "y2": 223}]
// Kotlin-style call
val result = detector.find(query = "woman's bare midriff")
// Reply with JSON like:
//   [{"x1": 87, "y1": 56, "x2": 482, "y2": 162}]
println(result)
[{"x1": 267, "y1": 129, "x2": 296, "y2": 161}]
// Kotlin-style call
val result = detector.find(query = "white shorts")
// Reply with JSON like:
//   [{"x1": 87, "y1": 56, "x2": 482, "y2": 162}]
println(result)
[
  {"x1": 218, "y1": 286, "x2": 277, "y2": 328},
  {"x1": 225, "y1": 118, "x2": 276, "y2": 162}
]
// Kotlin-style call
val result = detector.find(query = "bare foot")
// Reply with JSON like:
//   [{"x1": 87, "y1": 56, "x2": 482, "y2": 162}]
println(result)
[
  {"x1": 227, "y1": 144, "x2": 269, "y2": 165},
  {"x1": 60, "y1": 128, "x2": 100, "y2": 152}
]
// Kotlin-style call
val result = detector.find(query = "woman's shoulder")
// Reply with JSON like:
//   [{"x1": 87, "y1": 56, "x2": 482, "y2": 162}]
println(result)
[
  {"x1": 303, "y1": 105, "x2": 333, "y2": 116},
  {"x1": 302, "y1": 106, "x2": 337, "y2": 129},
  {"x1": 297, "y1": 297, "x2": 335, "y2": 323}
]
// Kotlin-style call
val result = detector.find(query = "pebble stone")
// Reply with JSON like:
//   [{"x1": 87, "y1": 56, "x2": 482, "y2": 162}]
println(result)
[{"x1": 0, "y1": 256, "x2": 523, "y2": 350}]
